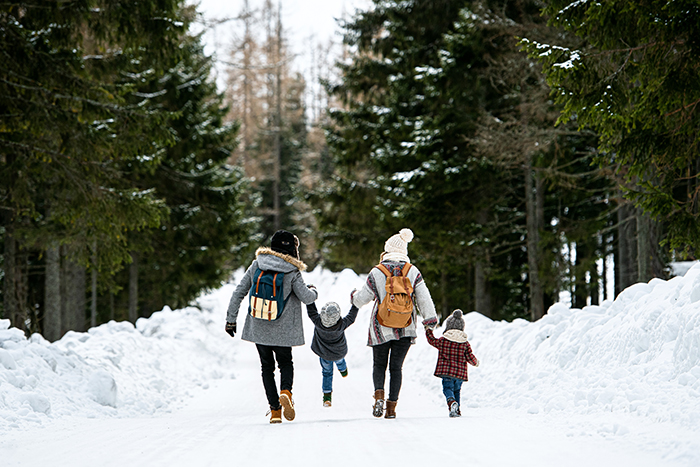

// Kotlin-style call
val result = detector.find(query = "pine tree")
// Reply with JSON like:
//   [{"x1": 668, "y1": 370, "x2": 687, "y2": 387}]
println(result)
[
  {"x1": 0, "y1": 0, "x2": 183, "y2": 332},
  {"x1": 317, "y1": 0, "x2": 620, "y2": 320},
  {"x1": 524, "y1": 0, "x2": 700, "y2": 257},
  {"x1": 120, "y1": 28, "x2": 256, "y2": 316},
  {"x1": 318, "y1": 0, "x2": 512, "y2": 317}
]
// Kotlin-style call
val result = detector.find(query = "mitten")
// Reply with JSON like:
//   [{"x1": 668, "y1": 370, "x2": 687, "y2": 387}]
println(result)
[
  {"x1": 422, "y1": 317, "x2": 438, "y2": 330},
  {"x1": 225, "y1": 322, "x2": 236, "y2": 337},
  {"x1": 350, "y1": 288, "x2": 357, "y2": 304}
]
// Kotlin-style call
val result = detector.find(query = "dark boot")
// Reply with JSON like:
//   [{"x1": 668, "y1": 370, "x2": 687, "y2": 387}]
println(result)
[
  {"x1": 447, "y1": 398, "x2": 460, "y2": 418},
  {"x1": 373, "y1": 389, "x2": 385, "y2": 417},
  {"x1": 385, "y1": 400, "x2": 397, "y2": 419}
]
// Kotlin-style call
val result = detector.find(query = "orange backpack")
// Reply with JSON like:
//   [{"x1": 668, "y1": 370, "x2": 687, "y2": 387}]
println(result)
[{"x1": 376, "y1": 263, "x2": 414, "y2": 328}]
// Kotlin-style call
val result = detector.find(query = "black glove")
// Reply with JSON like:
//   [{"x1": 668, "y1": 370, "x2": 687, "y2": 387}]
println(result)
[{"x1": 225, "y1": 322, "x2": 236, "y2": 337}]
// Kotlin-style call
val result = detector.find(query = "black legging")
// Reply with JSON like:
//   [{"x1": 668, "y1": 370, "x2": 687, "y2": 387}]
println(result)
[
  {"x1": 256, "y1": 344, "x2": 293, "y2": 410},
  {"x1": 372, "y1": 337, "x2": 412, "y2": 402}
]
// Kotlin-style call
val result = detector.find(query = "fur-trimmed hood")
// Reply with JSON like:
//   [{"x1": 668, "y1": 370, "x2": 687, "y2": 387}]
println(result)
[
  {"x1": 256, "y1": 246, "x2": 308, "y2": 272},
  {"x1": 443, "y1": 329, "x2": 468, "y2": 343}
]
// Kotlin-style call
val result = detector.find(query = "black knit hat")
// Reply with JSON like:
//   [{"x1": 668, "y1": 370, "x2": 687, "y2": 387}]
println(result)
[
  {"x1": 271, "y1": 230, "x2": 299, "y2": 258},
  {"x1": 445, "y1": 309, "x2": 465, "y2": 331}
]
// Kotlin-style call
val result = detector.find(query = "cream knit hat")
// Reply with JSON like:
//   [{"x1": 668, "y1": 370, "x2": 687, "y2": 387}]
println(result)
[{"x1": 384, "y1": 228, "x2": 414, "y2": 257}]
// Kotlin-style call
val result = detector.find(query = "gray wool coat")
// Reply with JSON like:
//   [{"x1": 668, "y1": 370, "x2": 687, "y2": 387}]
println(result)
[{"x1": 226, "y1": 247, "x2": 318, "y2": 347}]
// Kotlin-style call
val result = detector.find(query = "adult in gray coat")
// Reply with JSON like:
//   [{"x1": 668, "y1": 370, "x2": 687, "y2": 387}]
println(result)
[{"x1": 225, "y1": 230, "x2": 317, "y2": 424}]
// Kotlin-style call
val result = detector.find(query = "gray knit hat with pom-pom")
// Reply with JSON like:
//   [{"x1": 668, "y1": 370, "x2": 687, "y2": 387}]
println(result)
[
  {"x1": 444, "y1": 309, "x2": 465, "y2": 331},
  {"x1": 320, "y1": 302, "x2": 341, "y2": 328}
]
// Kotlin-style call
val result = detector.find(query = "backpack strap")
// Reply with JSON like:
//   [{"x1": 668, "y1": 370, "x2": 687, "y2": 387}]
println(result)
[
  {"x1": 255, "y1": 269, "x2": 264, "y2": 293},
  {"x1": 376, "y1": 263, "x2": 411, "y2": 277},
  {"x1": 400, "y1": 263, "x2": 413, "y2": 293},
  {"x1": 376, "y1": 263, "x2": 391, "y2": 278}
]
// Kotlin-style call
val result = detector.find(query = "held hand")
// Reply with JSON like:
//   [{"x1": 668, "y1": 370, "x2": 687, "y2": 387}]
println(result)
[
  {"x1": 350, "y1": 288, "x2": 357, "y2": 304},
  {"x1": 475, "y1": 359, "x2": 480, "y2": 367},
  {"x1": 225, "y1": 322, "x2": 236, "y2": 338},
  {"x1": 422, "y1": 317, "x2": 438, "y2": 330}
]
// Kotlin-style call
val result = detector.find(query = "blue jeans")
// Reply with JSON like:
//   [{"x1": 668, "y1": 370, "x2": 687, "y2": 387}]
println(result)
[
  {"x1": 442, "y1": 377, "x2": 463, "y2": 405},
  {"x1": 320, "y1": 357, "x2": 347, "y2": 393}
]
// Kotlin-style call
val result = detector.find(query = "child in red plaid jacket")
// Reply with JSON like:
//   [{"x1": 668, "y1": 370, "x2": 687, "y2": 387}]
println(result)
[{"x1": 425, "y1": 309, "x2": 479, "y2": 417}]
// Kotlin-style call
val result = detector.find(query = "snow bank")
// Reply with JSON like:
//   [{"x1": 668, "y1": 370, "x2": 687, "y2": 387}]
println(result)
[
  {"x1": 408, "y1": 264, "x2": 700, "y2": 429},
  {"x1": 1, "y1": 263, "x2": 699, "y2": 435},
  {"x1": 0, "y1": 285, "x2": 238, "y2": 432}
]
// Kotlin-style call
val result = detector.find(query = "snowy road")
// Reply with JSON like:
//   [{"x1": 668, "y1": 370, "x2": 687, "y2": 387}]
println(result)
[
  {"x1": 0, "y1": 333, "x2": 687, "y2": 467},
  {"x1": 2, "y1": 266, "x2": 699, "y2": 467}
]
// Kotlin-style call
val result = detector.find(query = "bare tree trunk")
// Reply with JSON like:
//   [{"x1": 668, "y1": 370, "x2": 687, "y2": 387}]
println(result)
[
  {"x1": 272, "y1": 0, "x2": 283, "y2": 231},
  {"x1": 242, "y1": 0, "x2": 251, "y2": 165},
  {"x1": 44, "y1": 241, "x2": 61, "y2": 341},
  {"x1": 75, "y1": 264, "x2": 86, "y2": 332},
  {"x1": 636, "y1": 208, "x2": 651, "y2": 283},
  {"x1": 601, "y1": 240, "x2": 608, "y2": 302},
  {"x1": 649, "y1": 218, "x2": 666, "y2": 279},
  {"x1": 129, "y1": 251, "x2": 139, "y2": 323},
  {"x1": 617, "y1": 202, "x2": 638, "y2": 291},
  {"x1": 525, "y1": 155, "x2": 544, "y2": 321},
  {"x1": 60, "y1": 247, "x2": 69, "y2": 335},
  {"x1": 3, "y1": 216, "x2": 18, "y2": 325},
  {"x1": 440, "y1": 268, "x2": 448, "y2": 319},
  {"x1": 474, "y1": 259, "x2": 492, "y2": 318},
  {"x1": 474, "y1": 209, "x2": 493, "y2": 318},
  {"x1": 90, "y1": 241, "x2": 97, "y2": 329},
  {"x1": 617, "y1": 204, "x2": 629, "y2": 291},
  {"x1": 536, "y1": 171, "x2": 545, "y2": 236},
  {"x1": 109, "y1": 291, "x2": 115, "y2": 322},
  {"x1": 572, "y1": 241, "x2": 586, "y2": 309},
  {"x1": 590, "y1": 239, "x2": 600, "y2": 306},
  {"x1": 614, "y1": 222, "x2": 621, "y2": 297},
  {"x1": 61, "y1": 249, "x2": 86, "y2": 333},
  {"x1": 16, "y1": 249, "x2": 28, "y2": 332}
]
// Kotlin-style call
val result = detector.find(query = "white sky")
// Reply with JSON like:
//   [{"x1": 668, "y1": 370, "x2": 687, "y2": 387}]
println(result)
[{"x1": 190, "y1": 0, "x2": 372, "y2": 91}]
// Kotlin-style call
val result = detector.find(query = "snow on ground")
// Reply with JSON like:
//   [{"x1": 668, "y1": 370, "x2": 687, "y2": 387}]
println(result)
[{"x1": 1, "y1": 264, "x2": 699, "y2": 466}]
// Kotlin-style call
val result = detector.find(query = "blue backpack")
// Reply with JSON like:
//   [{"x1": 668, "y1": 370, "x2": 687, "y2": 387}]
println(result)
[{"x1": 248, "y1": 268, "x2": 287, "y2": 320}]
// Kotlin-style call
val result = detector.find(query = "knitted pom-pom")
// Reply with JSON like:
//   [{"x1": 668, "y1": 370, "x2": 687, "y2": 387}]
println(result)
[
  {"x1": 452, "y1": 309, "x2": 463, "y2": 318},
  {"x1": 399, "y1": 228, "x2": 414, "y2": 243}
]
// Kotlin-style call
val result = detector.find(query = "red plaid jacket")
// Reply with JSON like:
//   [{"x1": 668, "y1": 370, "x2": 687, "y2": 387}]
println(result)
[{"x1": 426, "y1": 328, "x2": 478, "y2": 381}]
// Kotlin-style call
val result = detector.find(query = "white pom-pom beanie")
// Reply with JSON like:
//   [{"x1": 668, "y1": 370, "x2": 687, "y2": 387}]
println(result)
[{"x1": 383, "y1": 228, "x2": 414, "y2": 259}]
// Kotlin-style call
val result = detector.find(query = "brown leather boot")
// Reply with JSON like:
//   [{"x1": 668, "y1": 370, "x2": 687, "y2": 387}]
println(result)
[
  {"x1": 385, "y1": 400, "x2": 397, "y2": 419},
  {"x1": 372, "y1": 389, "x2": 385, "y2": 418},
  {"x1": 269, "y1": 408, "x2": 282, "y2": 424},
  {"x1": 279, "y1": 390, "x2": 295, "y2": 421}
]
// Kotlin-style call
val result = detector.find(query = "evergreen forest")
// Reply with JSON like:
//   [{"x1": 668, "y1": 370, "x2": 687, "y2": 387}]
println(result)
[{"x1": 1, "y1": 0, "x2": 698, "y2": 340}]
